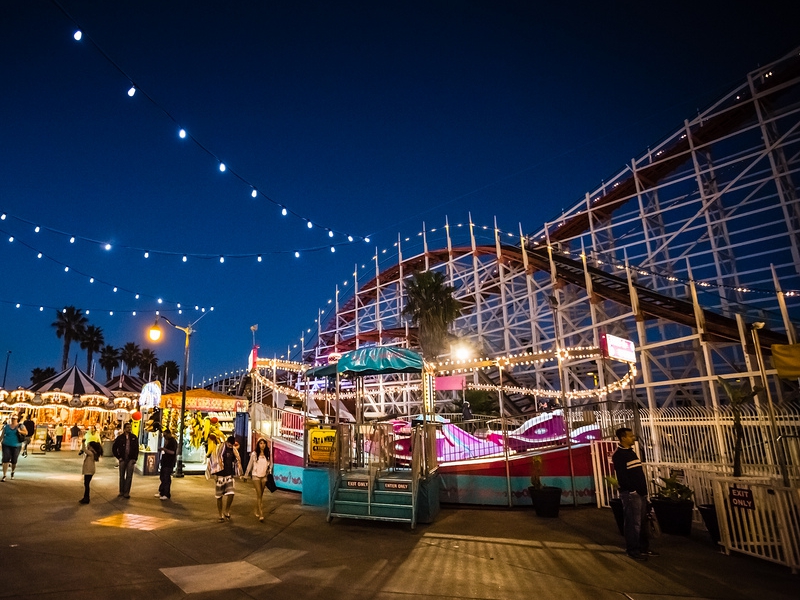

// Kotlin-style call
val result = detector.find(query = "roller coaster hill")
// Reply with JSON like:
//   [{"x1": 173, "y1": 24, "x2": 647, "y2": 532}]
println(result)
[{"x1": 227, "y1": 47, "x2": 800, "y2": 518}]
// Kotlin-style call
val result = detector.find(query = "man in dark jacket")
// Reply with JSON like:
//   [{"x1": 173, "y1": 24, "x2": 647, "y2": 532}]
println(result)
[
  {"x1": 112, "y1": 422, "x2": 139, "y2": 499},
  {"x1": 612, "y1": 427, "x2": 657, "y2": 561},
  {"x1": 157, "y1": 429, "x2": 178, "y2": 500}
]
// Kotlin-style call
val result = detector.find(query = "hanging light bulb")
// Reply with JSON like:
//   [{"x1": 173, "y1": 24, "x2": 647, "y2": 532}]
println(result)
[
  {"x1": 179, "y1": 129, "x2": 186, "y2": 138},
  {"x1": 34, "y1": 226, "x2": 40, "y2": 233},
  {"x1": 112, "y1": 287, "x2": 118, "y2": 292},
  {"x1": 330, "y1": 247, "x2": 335, "y2": 253},
  {"x1": 307, "y1": 221, "x2": 313, "y2": 229},
  {"x1": 73, "y1": 30, "x2": 82, "y2": 41},
  {"x1": 182, "y1": 255, "x2": 187, "y2": 262},
  {"x1": 89, "y1": 277, "x2": 94, "y2": 283},
  {"x1": 257, "y1": 255, "x2": 262, "y2": 262},
  {"x1": 37, "y1": 253, "x2": 42, "y2": 258},
  {"x1": 294, "y1": 251, "x2": 300, "y2": 258},
  {"x1": 8, "y1": 236, "x2": 13, "y2": 242},
  {"x1": 251, "y1": 189, "x2": 257, "y2": 198},
  {"x1": 128, "y1": 86, "x2": 136, "y2": 97},
  {"x1": 70, "y1": 237, "x2": 75, "y2": 243},
  {"x1": 219, "y1": 256, "x2": 225, "y2": 263},
  {"x1": 281, "y1": 207, "x2": 287, "y2": 216},
  {"x1": 135, "y1": 294, "x2": 140, "y2": 299},
  {"x1": 365, "y1": 237, "x2": 370, "y2": 243},
  {"x1": 64, "y1": 266, "x2": 69, "y2": 272},
  {"x1": 144, "y1": 251, "x2": 149, "y2": 258},
  {"x1": 219, "y1": 163, "x2": 226, "y2": 172},
  {"x1": 328, "y1": 230, "x2": 334, "y2": 238},
  {"x1": 348, "y1": 235, "x2": 353, "y2": 242},
  {"x1": 104, "y1": 243, "x2": 112, "y2": 250}
]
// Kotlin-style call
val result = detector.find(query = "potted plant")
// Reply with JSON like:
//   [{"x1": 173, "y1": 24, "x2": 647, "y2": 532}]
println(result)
[
  {"x1": 529, "y1": 455, "x2": 561, "y2": 517},
  {"x1": 650, "y1": 473, "x2": 694, "y2": 536}
]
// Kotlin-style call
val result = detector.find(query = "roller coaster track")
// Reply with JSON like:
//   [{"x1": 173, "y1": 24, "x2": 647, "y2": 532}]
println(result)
[{"x1": 326, "y1": 244, "x2": 788, "y2": 353}]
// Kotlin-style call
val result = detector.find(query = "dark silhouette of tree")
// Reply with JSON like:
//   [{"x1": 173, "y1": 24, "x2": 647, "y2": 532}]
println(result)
[
  {"x1": 99, "y1": 345, "x2": 120, "y2": 380},
  {"x1": 138, "y1": 348, "x2": 159, "y2": 380},
  {"x1": 158, "y1": 360, "x2": 180, "y2": 385},
  {"x1": 31, "y1": 366, "x2": 56, "y2": 385},
  {"x1": 80, "y1": 325, "x2": 104, "y2": 374},
  {"x1": 402, "y1": 270, "x2": 461, "y2": 359},
  {"x1": 120, "y1": 342, "x2": 142, "y2": 375},
  {"x1": 51, "y1": 306, "x2": 88, "y2": 371}
]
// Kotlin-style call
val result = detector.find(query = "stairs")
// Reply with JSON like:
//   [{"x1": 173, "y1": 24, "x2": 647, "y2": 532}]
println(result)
[{"x1": 329, "y1": 470, "x2": 416, "y2": 526}]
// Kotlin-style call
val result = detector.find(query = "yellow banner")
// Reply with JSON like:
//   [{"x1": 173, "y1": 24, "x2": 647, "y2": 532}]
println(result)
[
  {"x1": 771, "y1": 344, "x2": 800, "y2": 378},
  {"x1": 308, "y1": 428, "x2": 336, "y2": 463}
]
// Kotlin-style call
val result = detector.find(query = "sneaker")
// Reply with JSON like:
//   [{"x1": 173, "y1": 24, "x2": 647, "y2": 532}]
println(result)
[
  {"x1": 627, "y1": 553, "x2": 647, "y2": 562},
  {"x1": 160, "y1": 496, "x2": 169, "y2": 500},
  {"x1": 154, "y1": 493, "x2": 163, "y2": 497}
]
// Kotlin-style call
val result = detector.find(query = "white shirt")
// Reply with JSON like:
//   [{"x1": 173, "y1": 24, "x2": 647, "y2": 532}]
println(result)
[{"x1": 249, "y1": 454, "x2": 270, "y2": 478}]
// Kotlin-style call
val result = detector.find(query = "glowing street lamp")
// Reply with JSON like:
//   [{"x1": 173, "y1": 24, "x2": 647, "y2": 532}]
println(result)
[{"x1": 147, "y1": 312, "x2": 210, "y2": 477}]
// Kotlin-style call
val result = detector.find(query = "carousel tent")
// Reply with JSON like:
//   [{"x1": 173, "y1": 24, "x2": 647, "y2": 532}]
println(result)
[
  {"x1": 105, "y1": 374, "x2": 179, "y2": 395},
  {"x1": 29, "y1": 365, "x2": 114, "y2": 398}
]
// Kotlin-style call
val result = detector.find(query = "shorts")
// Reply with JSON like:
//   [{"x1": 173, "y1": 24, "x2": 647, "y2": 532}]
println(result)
[
  {"x1": 215, "y1": 475, "x2": 235, "y2": 498},
  {"x1": 2, "y1": 444, "x2": 21, "y2": 465}
]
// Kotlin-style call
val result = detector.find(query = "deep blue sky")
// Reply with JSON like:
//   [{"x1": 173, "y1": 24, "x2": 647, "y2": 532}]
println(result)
[{"x1": 1, "y1": 0, "x2": 798, "y2": 389}]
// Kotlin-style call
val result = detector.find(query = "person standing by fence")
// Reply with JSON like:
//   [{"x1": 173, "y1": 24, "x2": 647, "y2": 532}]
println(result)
[{"x1": 612, "y1": 427, "x2": 658, "y2": 562}]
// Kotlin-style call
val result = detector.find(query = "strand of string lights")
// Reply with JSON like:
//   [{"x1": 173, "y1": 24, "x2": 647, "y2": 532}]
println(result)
[
  {"x1": 0, "y1": 299, "x2": 212, "y2": 320},
  {"x1": 48, "y1": 0, "x2": 371, "y2": 246}
]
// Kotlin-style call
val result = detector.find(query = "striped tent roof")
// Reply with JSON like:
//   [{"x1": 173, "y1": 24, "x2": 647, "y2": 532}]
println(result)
[
  {"x1": 104, "y1": 374, "x2": 180, "y2": 396},
  {"x1": 29, "y1": 365, "x2": 114, "y2": 398}
]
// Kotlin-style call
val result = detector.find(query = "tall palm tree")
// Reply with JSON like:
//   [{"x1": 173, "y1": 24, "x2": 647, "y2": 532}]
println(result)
[
  {"x1": 99, "y1": 345, "x2": 120, "y2": 380},
  {"x1": 138, "y1": 348, "x2": 159, "y2": 380},
  {"x1": 80, "y1": 325, "x2": 105, "y2": 374},
  {"x1": 402, "y1": 270, "x2": 461, "y2": 359},
  {"x1": 31, "y1": 366, "x2": 56, "y2": 385},
  {"x1": 51, "y1": 306, "x2": 88, "y2": 371},
  {"x1": 120, "y1": 342, "x2": 142, "y2": 375},
  {"x1": 158, "y1": 360, "x2": 180, "y2": 385}
]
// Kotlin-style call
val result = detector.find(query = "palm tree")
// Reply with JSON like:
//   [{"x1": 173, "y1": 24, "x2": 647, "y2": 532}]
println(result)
[
  {"x1": 158, "y1": 360, "x2": 180, "y2": 385},
  {"x1": 30, "y1": 366, "x2": 56, "y2": 385},
  {"x1": 99, "y1": 345, "x2": 121, "y2": 380},
  {"x1": 51, "y1": 306, "x2": 88, "y2": 371},
  {"x1": 119, "y1": 342, "x2": 142, "y2": 375},
  {"x1": 80, "y1": 325, "x2": 105, "y2": 374},
  {"x1": 138, "y1": 348, "x2": 159, "y2": 380},
  {"x1": 402, "y1": 270, "x2": 462, "y2": 359}
]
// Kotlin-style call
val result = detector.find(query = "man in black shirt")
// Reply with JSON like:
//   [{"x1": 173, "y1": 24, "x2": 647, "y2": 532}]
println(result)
[
  {"x1": 612, "y1": 427, "x2": 657, "y2": 561},
  {"x1": 112, "y1": 422, "x2": 139, "y2": 499},
  {"x1": 157, "y1": 429, "x2": 178, "y2": 500}
]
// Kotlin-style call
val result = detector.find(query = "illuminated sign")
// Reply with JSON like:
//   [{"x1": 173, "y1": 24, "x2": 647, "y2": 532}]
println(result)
[
  {"x1": 139, "y1": 381, "x2": 162, "y2": 409},
  {"x1": 328, "y1": 352, "x2": 342, "y2": 364},
  {"x1": 308, "y1": 428, "x2": 336, "y2": 463},
  {"x1": 601, "y1": 333, "x2": 636, "y2": 363}
]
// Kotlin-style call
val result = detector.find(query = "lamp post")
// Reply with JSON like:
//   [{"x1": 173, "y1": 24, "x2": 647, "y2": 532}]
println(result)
[
  {"x1": 148, "y1": 312, "x2": 210, "y2": 478},
  {"x1": 2, "y1": 351, "x2": 10, "y2": 388}
]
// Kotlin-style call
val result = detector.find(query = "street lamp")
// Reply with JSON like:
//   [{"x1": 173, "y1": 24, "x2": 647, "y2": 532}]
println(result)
[
  {"x1": 2, "y1": 351, "x2": 10, "y2": 389},
  {"x1": 148, "y1": 312, "x2": 210, "y2": 478}
]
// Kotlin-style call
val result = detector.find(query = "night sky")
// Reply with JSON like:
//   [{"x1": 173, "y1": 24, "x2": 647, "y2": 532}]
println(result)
[{"x1": 1, "y1": 0, "x2": 798, "y2": 389}]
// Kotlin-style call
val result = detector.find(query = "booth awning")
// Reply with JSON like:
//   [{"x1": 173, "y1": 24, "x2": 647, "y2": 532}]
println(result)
[{"x1": 336, "y1": 347, "x2": 424, "y2": 376}]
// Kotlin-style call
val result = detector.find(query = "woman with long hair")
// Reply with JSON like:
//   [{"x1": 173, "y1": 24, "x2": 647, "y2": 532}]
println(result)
[
  {"x1": 79, "y1": 440, "x2": 103, "y2": 504},
  {"x1": 242, "y1": 438, "x2": 271, "y2": 522}
]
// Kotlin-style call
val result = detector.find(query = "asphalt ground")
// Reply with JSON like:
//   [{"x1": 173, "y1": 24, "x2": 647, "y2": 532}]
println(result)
[{"x1": 0, "y1": 450, "x2": 795, "y2": 600}]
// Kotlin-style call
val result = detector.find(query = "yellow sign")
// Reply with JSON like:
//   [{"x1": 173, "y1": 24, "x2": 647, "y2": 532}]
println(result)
[{"x1": 308, "y1": 428, "x2": 336, "y2": 463}]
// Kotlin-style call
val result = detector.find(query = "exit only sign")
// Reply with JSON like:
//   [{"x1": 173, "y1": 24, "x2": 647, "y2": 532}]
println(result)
[{"x1": 729, "y1": 486, "x2": 755, "y2": 510}]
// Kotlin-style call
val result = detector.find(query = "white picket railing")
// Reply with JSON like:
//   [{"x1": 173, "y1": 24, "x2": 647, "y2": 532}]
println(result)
[{"x1": 712, "y1": 476, "x2": 800, "y2": 574}]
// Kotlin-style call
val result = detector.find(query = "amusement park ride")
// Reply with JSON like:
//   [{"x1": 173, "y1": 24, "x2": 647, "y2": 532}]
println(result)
[{"x1": 206, "y1": 47, "x2": 800, "y2": 525}]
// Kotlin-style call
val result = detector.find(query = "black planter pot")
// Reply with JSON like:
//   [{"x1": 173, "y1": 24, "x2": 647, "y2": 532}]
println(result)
[
  {"x1": 529, "y1": 486, "x2": 561, "y2": 518},
  {"x1": 609, "y1": 497, "x2": 625, "y2": 535},
  {"x1": 651, "y1": 498, "x2": 694, "y2": 536},
  {"x1": 698, "y1": 503, "x2": 721, "y2": 544}
]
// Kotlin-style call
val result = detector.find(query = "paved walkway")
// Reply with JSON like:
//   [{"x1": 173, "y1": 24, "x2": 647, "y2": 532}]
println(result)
[{"x1": 0, "y1": 451, "x2": 795, "y2": 599}]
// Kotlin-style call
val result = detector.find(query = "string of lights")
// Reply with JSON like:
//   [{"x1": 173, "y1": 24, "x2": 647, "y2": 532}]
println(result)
[{"x1": 48, "y1": 0, "x2": 371, "y2": 247}]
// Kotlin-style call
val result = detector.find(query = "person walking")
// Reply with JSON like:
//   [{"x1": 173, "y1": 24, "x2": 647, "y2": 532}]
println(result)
[
  {"x1": 21, "y1": 414, "x2": 35, "y2": 457},
  {"x1": 81, "y1": 425, "x2": 101, "y2": 454},
  {"x1": 112, "y1": 422, "x2": 139, "y2": 499},
  {"x1": 242, "y1": 438, "x2": 271, "y2": 522},
  {"x1": 206, "y1": 435, "x2": 242, "y2": 522},
  {"x1": 157, "y1": 429, "x2": 178, "y2": 500},
  {"x1": 1, "y1": 415, "x2": 27, "y2": 481},
  {"x1": 612, "y1": 427, "x2": 658, "y2": 561},
  {"x1": 54, "y1": 422, "x2": 65, "y2": 451},
  {"x1": 79, "y1": 441, "x2": 103, "y2": 504},
  {"x1": 69, "y1": 423, "x2": 81, "y2": 450}
]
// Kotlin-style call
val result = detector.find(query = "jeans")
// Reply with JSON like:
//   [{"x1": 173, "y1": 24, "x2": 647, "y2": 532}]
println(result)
[
  {"x1": 159, "y1": 467, "x2": 173, "y2": 498},
  {"x1": 619, "y1": 490, "x2": 649, "y2": 556},
  {"x1": 83, "y1": 474, "x2": 93, "y2": 500},
  {"x1": 118, "y1": 459, "x2": 136, "y2": 495}
]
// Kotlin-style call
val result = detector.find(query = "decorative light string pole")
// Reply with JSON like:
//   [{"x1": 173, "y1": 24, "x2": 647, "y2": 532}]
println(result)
[
  {"x1": 148, "y1": 311, "x2": 211, "y2": 478},
  {"x1": 2, "y1": 351, "x2": 10, "y2": 388}
]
